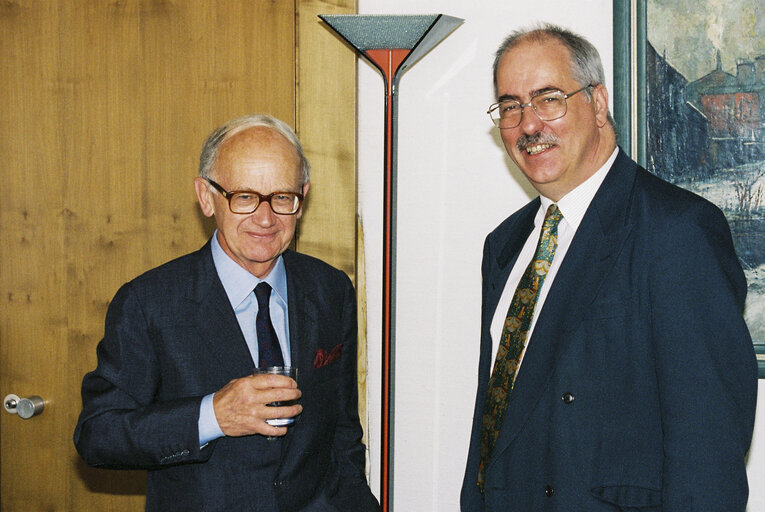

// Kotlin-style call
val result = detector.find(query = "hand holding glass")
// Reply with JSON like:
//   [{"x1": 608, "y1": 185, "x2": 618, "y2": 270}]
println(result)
[{"x1": 254, "y1": 366, "x2": 299, "y2": 426}]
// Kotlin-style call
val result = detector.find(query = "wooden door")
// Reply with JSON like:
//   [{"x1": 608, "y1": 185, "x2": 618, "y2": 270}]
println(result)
[{"x1": 0, "y1": 1, "x2": 356, "y2": 509}]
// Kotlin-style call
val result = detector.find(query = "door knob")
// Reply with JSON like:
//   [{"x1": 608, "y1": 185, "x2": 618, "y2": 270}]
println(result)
[{"x1": 4, "y1": 394, "x2": 45, "y2": 419}]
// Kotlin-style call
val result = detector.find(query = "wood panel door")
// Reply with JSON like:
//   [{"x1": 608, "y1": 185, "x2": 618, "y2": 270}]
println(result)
[{"x1": 0, "y1": 1, "x2": 357, "y2": 509}]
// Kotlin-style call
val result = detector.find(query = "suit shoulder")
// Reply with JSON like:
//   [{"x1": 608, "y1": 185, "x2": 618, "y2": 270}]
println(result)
[
  {"x1": 283, "y1": 250, "x2": 352, "y2": 284},
  {"x1": 627, "y1": 168, "x2": 740, "y2": 272},
  {"x1": 634, "y1": 166, "x2": 711, "y2": 206},
  {"x1": 114, "y1": 244, "x2": 211, "y2": 299},
  {"x1": 486, "y1": 198, "x2": 539, "y2": 244},
  {"x1": 632, "y1": 167, "x2": 727, "y2": 224},
  {"x1": 136, "y1": 245, "x2": 207, "y2": 281}
]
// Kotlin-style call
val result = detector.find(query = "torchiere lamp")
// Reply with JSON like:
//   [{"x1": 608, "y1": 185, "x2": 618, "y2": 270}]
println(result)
[{"x1": 318, "y1": 14, "x2": 463, "y2": 511}]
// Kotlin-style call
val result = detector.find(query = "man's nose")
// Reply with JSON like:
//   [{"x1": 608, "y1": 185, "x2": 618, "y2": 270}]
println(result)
[
  {"x1": 518, "y1": 105, "x2": 544, "y2": 134},
  {"x1": 250, "y1": 200, "x2": 276, "y2": 225}
]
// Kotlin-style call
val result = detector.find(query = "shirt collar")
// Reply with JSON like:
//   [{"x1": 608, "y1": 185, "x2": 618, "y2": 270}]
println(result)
[
  {"x1": 211, "y1": 232, "x2": 288, "y2": 309},
  {"x1": 539, "y1": 147, "x2": 619, "y2": 229}
]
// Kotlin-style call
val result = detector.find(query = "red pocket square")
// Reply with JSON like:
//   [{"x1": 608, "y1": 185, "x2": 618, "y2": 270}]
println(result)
[{"x1": 313, "y1": 343, "x2": 343, "y2": 368}]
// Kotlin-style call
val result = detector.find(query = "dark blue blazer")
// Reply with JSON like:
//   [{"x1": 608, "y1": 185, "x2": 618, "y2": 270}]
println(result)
[
  {"x1": 74, "y1": 243, "x2": 379, "y2": 512},
  {"x1": 461, "y1": 150, "x2": 758, "y2": 511}
]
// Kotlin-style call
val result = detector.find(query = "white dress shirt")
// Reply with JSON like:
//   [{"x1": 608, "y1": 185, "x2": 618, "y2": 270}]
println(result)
[{"x1": 489, "y1": 148, "x2": 619, "y2": 369}]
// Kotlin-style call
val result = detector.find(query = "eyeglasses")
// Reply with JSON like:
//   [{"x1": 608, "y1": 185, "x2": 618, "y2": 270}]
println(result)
[
  {"x1": 206, "y1": 178, "x2": 304, "y2": 215},
  {"x1": 487, "y1": 84, "x2": 595, "y2": 129}
]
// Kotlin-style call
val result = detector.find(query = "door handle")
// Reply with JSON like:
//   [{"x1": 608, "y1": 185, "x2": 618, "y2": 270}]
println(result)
[{"x1": 4, "y1": 394, "x2": 45, "y2": 419}]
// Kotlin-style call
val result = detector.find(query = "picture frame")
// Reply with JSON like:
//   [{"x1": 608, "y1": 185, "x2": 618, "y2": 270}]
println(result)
[{"x1": 613, "y1": 0, "x2": 765, "y2": 377}]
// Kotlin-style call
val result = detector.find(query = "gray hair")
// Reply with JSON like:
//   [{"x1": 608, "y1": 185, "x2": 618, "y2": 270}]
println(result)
[
  {"x1": 198, "y1": 114, "x2": 310, "y2": 185},
  {"x1": 492, "y1": 23, "x2": 616, "y2": 130}
]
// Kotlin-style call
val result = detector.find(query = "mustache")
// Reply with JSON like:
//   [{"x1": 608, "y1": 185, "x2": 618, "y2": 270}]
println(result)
[{"x1": 516, "y1": 132, "x2": 559, "y2": 151}]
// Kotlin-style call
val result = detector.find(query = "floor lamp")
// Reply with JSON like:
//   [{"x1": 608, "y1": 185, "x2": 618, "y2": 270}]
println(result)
[{"x1": 318, "y1": 14, "x2": 462, "y2": 511}]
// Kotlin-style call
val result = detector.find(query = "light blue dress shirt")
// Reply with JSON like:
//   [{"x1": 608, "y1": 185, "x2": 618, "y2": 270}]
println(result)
[{"x1": 198, "y1": 233, "x2": 290, "y2": 445}]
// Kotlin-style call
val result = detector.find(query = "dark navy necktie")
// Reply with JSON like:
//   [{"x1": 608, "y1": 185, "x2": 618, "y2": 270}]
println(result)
[{"x1": 254, "y1": 282, "x2": 285, "y2": 368}]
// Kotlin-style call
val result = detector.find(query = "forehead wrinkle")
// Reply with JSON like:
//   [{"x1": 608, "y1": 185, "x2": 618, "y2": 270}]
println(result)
[{"x1": 221, "y1": 171, "x2": 301, "y2": 193}]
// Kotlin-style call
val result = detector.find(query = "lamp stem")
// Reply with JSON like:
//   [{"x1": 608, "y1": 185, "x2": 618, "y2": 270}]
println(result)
[{"x1": 364, "y1": 48, "x2": 409, "y2": 512}]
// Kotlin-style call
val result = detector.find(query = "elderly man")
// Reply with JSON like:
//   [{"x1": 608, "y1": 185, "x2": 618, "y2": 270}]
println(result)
[
  {"x1": 75, "y1": 114, "x2": 379, "y2": 512},
  {"x1": 461, "y1": 24, "x2": 757, "y2": 511}
]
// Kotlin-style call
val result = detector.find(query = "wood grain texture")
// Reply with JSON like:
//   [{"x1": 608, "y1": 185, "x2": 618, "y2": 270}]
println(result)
[
  {"x1": 356, "y1": 214, "x2": 369, "y2": 446},
  {"x1": 295, "y1": 0, "x2": 357, "y2": 281},
  {"x1": 1, "y1": 2, "x2": 293, "y2": 509},
  {"x1": 1, "y1": 0, "x2": 364, "y2": 507}
]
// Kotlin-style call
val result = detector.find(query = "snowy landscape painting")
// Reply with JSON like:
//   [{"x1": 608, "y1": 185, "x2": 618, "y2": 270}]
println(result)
[{"x1": 645, "y1": 0, "x2": 764, "y2": 375}]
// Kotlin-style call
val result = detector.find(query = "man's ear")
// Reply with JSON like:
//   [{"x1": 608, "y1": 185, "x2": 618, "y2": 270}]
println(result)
[
  {"x1": 296, "y1": 180, "x2": 310, "y2": 220},
  {"x1": 592, "y1": 84, "x2": 610, "y2": 128},
  {"x1": 194, "y1": 177, "x2": 215, "y2": 218}
]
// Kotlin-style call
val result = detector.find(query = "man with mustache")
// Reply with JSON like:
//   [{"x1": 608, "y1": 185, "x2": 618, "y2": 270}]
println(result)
[{"x1": 461, "y1": 24, "x2": 757, "y2": 511}]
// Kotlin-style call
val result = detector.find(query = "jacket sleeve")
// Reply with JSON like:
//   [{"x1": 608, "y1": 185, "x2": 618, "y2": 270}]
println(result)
[
  {"x1": 460, "y1": 234, "x2": 497, "y2": 512},
  {"x1": 73, "y1": 281, "x2": 212, "y2": 469},
  {"x1": 649, "y1": 201, "x2": 757, "y2": 511}
]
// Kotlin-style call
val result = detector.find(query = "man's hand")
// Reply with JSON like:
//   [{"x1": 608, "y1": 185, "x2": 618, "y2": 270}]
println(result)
[{"x1": 213, "y1": 374, "x2": 302, "y2": 437}]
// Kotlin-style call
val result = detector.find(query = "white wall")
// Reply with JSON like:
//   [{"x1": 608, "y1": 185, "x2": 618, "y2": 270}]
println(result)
[
  {"x1": 355, "y1": 1, "x2": 764, "y2": 510},
  {"x1": 750, "y1": 384, "x2": 765, "y2": 510}
]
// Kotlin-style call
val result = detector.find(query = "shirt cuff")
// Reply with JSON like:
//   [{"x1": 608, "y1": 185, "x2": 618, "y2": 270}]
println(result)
[{"x1": 198, "y1": 393, "x2": 225, "y2": 446}]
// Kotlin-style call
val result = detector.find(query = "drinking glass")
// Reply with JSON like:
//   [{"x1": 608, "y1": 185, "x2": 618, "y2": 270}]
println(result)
[{"x1": 254, "y1": 366, "x2": 299, "y2": 426}]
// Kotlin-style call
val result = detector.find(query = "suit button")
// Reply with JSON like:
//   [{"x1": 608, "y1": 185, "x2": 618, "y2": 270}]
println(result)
[
  {"x1": 561, "y1": 392, "x2": 575, "y2": 404},
  {"x1": 545, "y1": 485, "x2": 554, "y2": 497}
]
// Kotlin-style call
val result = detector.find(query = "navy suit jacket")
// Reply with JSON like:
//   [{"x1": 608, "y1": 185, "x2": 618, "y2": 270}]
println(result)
[
  {"x1": 461, "y1": 150, "x2": 758, "y2": 511},
  {"x1": 74, "y1": 243, "x2": 379, "y2": 512}
]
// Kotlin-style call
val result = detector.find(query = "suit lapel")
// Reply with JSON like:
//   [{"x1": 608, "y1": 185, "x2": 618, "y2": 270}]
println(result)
[
  {"x1": 490, "y1": 150, "x2": 638, "y2": 463},
  {"x1": 186, "y1": 242, "x2": 255, "y2": 378},
  {"x1": 283, "y1": 251, "x2": 319, "y2": 384},
  {"x1": 278, "y1": 251, "x2": 319, "y2": 460},
  {"x1": 484, "y1": 199, "x2": 540, "y2": 332}
]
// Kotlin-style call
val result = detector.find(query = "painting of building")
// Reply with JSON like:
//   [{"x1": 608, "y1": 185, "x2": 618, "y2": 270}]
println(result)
[{"x1": 688, "y1": 53, "x2": 765, "y2": 168}]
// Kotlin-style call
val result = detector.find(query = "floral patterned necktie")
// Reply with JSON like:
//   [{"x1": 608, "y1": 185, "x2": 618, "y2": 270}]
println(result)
[{"x1": 478, "y1": 204, "x2": 563, "y2": 494}]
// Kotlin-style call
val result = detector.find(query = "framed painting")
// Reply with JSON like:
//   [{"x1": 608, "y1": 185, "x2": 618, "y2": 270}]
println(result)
[{"x1": 613, "y1": 0, "x2": 765, "y2": 377}]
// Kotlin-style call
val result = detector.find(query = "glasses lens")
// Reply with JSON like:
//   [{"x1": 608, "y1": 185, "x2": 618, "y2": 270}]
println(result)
[
  {"x1": 531, "y1": 91, "x2": 567, "y2": 121},
  {"x1": 492, "y1": 101, "x2": 522, "y2": 128},
  {"x1": 230, "y1": 192, "x2": 259, "y2": 213},
  {"x1": 270, "y1": 193, "x2": 299, "y2": 214}
]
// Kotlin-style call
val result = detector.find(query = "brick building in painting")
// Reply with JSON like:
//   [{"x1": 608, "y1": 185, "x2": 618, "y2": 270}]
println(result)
[
  {"x1": 687, "y1": 52, "x2": 764, "y2": 168},
  {"x1": 647, "y1": 42, "x2": 765, "y2": 176}
]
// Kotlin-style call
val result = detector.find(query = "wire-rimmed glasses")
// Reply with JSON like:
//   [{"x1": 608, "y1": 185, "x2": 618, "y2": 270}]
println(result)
[{"x1": 487, "y1": 84, "x2": 595, "y2": 129}]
